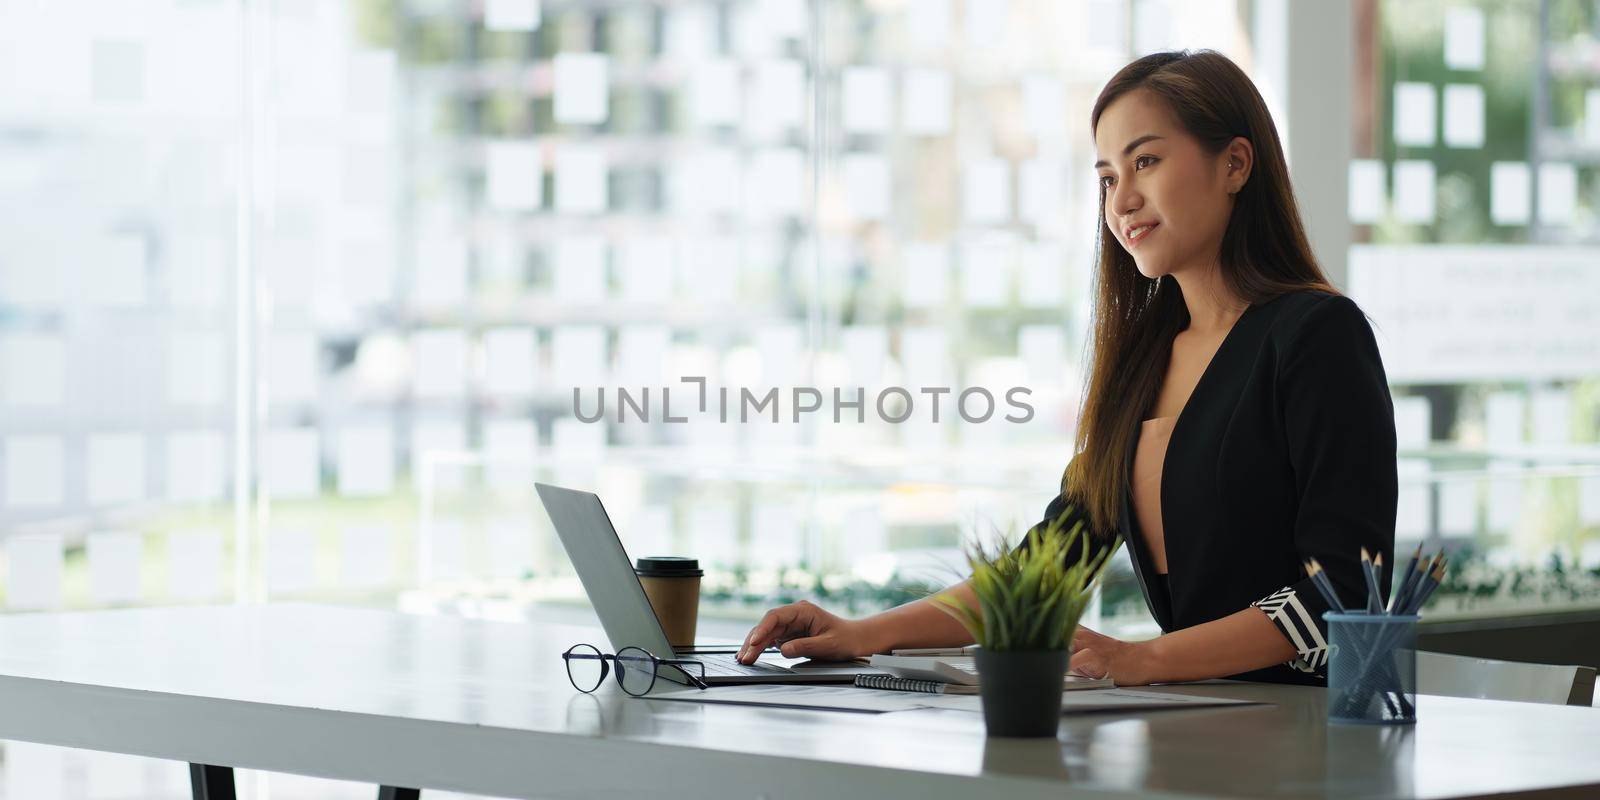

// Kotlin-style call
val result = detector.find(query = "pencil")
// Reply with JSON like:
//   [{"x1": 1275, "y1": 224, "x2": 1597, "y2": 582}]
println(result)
[
  {"x1": 1388, "y1": 544, "x2": 1423, "y2": 614},
  {"x1": 1304, "y1": 559, "x2": 1346, "y2": 614},
  {"x1": 1403, "y1": 557, "x2": 1448, "y2": 615},
  {"x1": 1360, "y1": 547, "x2": 1383, "y2": 614}
]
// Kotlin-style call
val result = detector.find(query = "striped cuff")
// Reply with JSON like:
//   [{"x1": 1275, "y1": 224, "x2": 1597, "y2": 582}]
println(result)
[{"x1": 1252, "y1": 585, "x2": 1330, "y2": 675}]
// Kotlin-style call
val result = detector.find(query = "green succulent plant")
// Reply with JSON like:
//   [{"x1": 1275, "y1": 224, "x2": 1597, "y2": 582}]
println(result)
[{"x1": 932, "y1": 507, "x2": 1120, "y2": 652}]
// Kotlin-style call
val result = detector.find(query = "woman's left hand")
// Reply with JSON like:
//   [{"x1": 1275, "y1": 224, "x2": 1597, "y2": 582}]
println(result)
[{"x1": 1069, "y1": 627, "x2": 1158, "y2": 686}]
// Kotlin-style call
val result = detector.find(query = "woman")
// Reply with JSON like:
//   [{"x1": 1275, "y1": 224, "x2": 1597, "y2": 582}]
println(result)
[{"x1": 735, "y1": 50, "x2": 1397, "y2": 686}]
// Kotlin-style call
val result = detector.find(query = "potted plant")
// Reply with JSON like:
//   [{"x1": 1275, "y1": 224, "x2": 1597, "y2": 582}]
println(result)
[{"x1": 934, "y1": 508, "x2": 1119, "y2": 737}]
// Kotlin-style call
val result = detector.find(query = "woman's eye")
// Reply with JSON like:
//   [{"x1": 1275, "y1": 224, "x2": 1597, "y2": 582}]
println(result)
[
  {"x1": 1098, "y1": 175, "x2": 1114, "y2": 189},
  {"x1": 1134, "y1": 155, "x2": 1157, "y2": 170}
]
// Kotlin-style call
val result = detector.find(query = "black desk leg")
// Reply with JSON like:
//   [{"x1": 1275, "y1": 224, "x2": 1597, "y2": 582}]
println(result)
[
  {"x1": 189, "y1": 764, "x2": 236, "y2": 800},
  {"x1": 378, "y1": 788, "x2": 420, "y2": 800}
]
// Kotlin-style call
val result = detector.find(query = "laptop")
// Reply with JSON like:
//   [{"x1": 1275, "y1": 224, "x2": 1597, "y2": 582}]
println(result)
[{"x1": 535, "y1": 482, "x2": 876, "y2": 686}]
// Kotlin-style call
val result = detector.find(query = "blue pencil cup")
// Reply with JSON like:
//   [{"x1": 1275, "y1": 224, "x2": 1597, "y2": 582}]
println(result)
[{"x1": 1326, "y1": 612, "x2": 1418, "y2": 725}]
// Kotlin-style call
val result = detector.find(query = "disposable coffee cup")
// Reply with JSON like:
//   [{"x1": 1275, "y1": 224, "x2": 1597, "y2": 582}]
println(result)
[{"x1": 634, "y1": 556, "x2": 703, "y2": 649}]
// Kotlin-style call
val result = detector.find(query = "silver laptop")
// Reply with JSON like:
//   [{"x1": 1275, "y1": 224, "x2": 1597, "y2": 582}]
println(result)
[{"x1": 535, "y1": 482, "x2": 875, "y2": 686}]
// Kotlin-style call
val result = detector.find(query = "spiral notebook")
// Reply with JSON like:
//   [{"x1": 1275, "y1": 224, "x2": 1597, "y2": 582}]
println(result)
[{"x1": 855, "y1": 673, "x2": 981, "y2": 694}]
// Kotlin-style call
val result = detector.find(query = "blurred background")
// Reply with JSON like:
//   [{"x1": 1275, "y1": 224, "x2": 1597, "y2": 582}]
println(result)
[{"x1": 1, "y1": 0, "x2": 1599, "y2": 793}]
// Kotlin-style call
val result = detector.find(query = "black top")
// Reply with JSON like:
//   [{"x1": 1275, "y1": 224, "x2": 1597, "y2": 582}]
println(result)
[{"x1": 1024, "y1": 290, "x2": 1397, "y2": 685}]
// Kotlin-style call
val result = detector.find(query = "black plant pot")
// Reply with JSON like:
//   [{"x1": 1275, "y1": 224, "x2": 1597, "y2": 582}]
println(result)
[{"x1": 973, "y1": 647, "x2": 1069, "y2": 737}]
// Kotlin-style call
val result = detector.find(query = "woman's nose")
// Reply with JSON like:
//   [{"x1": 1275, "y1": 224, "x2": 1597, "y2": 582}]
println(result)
[{"x1": 1111, "y1": 182, "x2": 1143, "y2": 217}]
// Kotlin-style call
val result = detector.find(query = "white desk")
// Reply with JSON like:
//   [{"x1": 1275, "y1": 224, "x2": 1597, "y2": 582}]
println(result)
[{"x1": 0, "y1": 604, "x2": 1597, "y2": 799}]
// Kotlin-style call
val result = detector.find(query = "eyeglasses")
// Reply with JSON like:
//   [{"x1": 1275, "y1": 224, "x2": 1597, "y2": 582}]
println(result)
[{"x1": 562, "y1": 643, "x2": 708, "y2": 696}]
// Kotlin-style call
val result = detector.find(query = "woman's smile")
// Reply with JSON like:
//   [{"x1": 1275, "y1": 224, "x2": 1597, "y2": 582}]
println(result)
[{"x1": 1125, "y1": 221, "x2": 1160, "y2": 248}]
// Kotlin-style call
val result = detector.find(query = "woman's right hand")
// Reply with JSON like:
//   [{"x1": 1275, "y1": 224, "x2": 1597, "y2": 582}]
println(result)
[{"x1": 734, "y1": 600, "x2": 872, "y2": 664}]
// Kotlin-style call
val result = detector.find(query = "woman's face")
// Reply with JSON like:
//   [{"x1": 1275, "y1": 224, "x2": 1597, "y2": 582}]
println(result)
[{"x1": 1094, "y1": 89, "x2": 1239, "y2": 281}]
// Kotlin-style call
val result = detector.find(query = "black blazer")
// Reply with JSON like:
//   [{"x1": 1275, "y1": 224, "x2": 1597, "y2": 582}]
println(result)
[{"x1": 1026, "y1": 290, "x2": 1397, "y2": 686}]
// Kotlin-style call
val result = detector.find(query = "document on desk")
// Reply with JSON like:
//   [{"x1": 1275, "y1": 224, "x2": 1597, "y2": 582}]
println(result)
[
  {"x1": 649, "y1": 684, "x2": 935, "y2": 714},
  {"x1": 915, "y1": 688, "x2": 1264, "y2": 714}
]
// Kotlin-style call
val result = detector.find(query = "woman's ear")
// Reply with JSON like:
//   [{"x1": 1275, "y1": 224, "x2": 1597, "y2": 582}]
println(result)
[{"x1": 1223, "y1": 136, "x2": 1254, "y2": 194}]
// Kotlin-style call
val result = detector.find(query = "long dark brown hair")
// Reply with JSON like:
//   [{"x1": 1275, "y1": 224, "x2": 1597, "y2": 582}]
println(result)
[{"x1": 1065, "y1": 49, "x2": 1336, "y2": 539}]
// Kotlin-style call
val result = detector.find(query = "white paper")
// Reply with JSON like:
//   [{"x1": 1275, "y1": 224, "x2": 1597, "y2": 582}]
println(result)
[
  {"x1": 1439, "y1": 479, "x2": 1478, "y2": 534},
  {"x1": 554, "y1": 236, "x2": 607, "y2": 302},
  {"x1": 483, "y1": 418, "x2": 538, "y2": 489},
  {"x1": 1392, "y1": 160, "x2": 1435, "y2": 224},
  {"x1": 4, "y1": 533, "x2": 63, "y2": 610},
  {"x1": 746, "y1": 148, "x2": 805, "y2": 218},
  {"x1": 690, "y1": 59, "x2": 741, "y2": 128},
  {"x1": 267, "y1": 528, "x2": 316, "y2": 594},
  {"x1": 901, "y1": 242, "x2": 950, "y2": 309},
  {"x1": 918, "y1": 688, "x2": 1260, "y2": 714},
  {"x1": 165, "y1": 431, "x2": 225, "y2": 503},
  {"x1": 905, "y1": 0, "x2": 952, "y2": 49},
  {"x1": 1018, "y1": 158, "x2": 1066, "y2": 224},
  {"x1": 1392, "y1": 395, "x2": 1431, "y2": 449},
  {"x1": 0, "y1": 333, "x2": 64, "y2": 408},
  {"x1": 1444, "y1": 6, "x2": 1485, "y2": 70},
  {"x1": 341, "y1": 525, "x2": 393, "y2": 587},
  {"x1": 747, "y1": 59, "x2": 805, "y2": 136},
  {"x1": 87, "y1": 433, "x2": 146, "y2": 505},
  {"x1": 266, "y1": 427, "x2": 320, "y2": 499},
  {"x1": 483, "y1": 327, "x2": 538, "y2": 398},
  {"x1": 167, "y1": 530, "x2": 223, "y2": 601},
  {"x1": 902, "y1": 69, "x2": 952, "y2": 136},
  {"x1": 1393, "y1": 82, "x2": 1436, "y2": 147},
  {"x1": 268, "y1": 331, "x2": 318, "y2": 404},
  {"x1": 842, "y1": 154, "x2": 891, "y2": 221},
  {"x1": 338, "y1": 424, "x2": 395, "y2": 497},
  {"x1": 1018, "y1": 325, "x2": 1067, "y2": 387},
  {"x1": 651, "y1": 683, "x2": 934, "y2": 713},
  {"x1": 87, "y1": 531, "x2": 142, "y2": 605},
  {"x1": 551, "y1": 325, "x2": 607, "y2": 391},
  {"x1": 841, "y1": 325, "x2": 888, "y2": 389},
  {"x1": 964, "y1": 158, "x2": 1011, "y2": 224},
  {"x1": 1530, "y1": 389, "x2": 1570, "y2": 445},
  {"x1": 1396, "y1": 459, "x2": 1429, "y2": 537},
  {"x1": 414, "y1": 234, "x2": 470, "y2": 307},
  {"x1": 960, "y1": 236, "x2": 1016, "y2": 309},
  {"x1": 410, "y1": 418, "x2": 467, "y2": 492},
  {"x1": 1347, "y1": 159, "x2": 1386, "y2": 224},
  {"x1": 488, "y1": 518, "x2": 536, "y2": 578},
  {"x1": 485, "y1": 140, "x2": 542, "y2": 211},
  {"x1": 412, "y1": 328, "x2": 468, "y2": 399},
  {"x1": 554, "y1": 145, "x2": 608, "y2": 213},
  {"x1": 842, "y1": 67, "x2": 891, "y2": 134},
  {"x1": 1021, "y1": 74, "x2": 1064, "y2": 139},
  {"x1": 553, "y1": 52, "x2": 608, "y2": 125},
  {"x1": 167, "y1": 333, "x2": 226, "y2": 406},
  {"x1": 1538, "y1": 162, "x2": 1577, "y2": 226},
  {"x1": 1442, "y1": 84, "x2": 1484, "y2": 148},
  {"x1": 87, "y1": 233, "x2": 148, "y2": 306},
  {"x1": 484, "y1": 0, "x2": 540, "y2": 32},
  {"x1": 1018, "y1": 242, "x2": 1065, "y2": 308},
  {"x1": 1490, "y1": 161, "x2": 1530, "y2": 225},
  {"x1": 618, "y1": 238, "x2": 675, "y2": 303},
  {"x1": 1485, "y1": 392, "x2": 1524, "y2": 446}
]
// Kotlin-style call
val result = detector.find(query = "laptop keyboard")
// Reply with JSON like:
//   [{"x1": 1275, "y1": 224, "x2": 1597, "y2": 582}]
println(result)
[{"x1": 692, "y1": 653, "x2": 795, "y2": 677}]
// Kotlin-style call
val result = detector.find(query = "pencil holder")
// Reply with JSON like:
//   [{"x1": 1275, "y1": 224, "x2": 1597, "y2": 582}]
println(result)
[{"x1": 1325, "y1": 612, "x2": 1418, "y2": 725}]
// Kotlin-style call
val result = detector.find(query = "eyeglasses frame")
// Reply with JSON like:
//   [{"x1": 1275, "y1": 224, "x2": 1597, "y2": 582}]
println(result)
[{"x1": 562, "y1": 643, "x2": 709, "y2": 695}]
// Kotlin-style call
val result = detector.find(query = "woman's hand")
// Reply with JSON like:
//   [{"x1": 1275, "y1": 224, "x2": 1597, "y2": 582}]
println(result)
[
  {"x1": 1068, "y1": 626, "x2": 1159, "y2": 686},
  {"x1": 735, "y1": 600, "x2": 871, "y2": 664}
]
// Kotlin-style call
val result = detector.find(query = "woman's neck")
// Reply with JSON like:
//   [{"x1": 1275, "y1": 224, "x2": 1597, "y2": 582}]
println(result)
[{"x1": 1170, "y1": 264, "x2": 1247, "y2": 336}]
